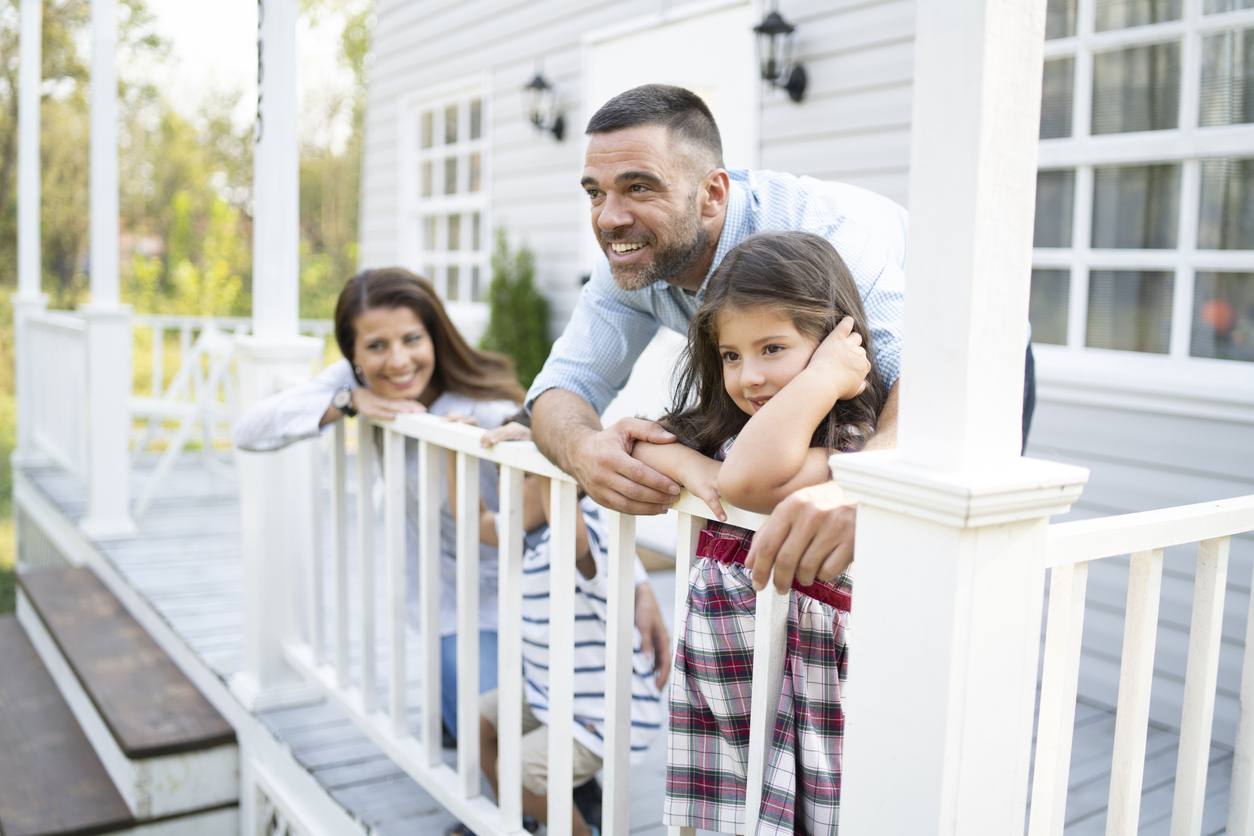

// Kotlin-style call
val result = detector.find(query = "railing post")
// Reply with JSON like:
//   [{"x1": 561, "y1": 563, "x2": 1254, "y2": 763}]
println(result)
[
  {"x1": 78, "y1": 305, "x2": 137, "y2": 538},
  {"x1": 834, "y1": 0, "x2": 1092, "y2": 831},
  {"x1": 230, "y1": 336, "x2": 323, "y2": 711}
]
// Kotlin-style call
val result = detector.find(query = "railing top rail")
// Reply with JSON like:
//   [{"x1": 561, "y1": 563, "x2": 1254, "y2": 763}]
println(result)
[
  {"x1": 28, "y1": 310, "x2": 87, "y2": 333},
  {"x1": 377, "y1": 414, "x2": 770, "y2": 530},
  {"x1": 1045, "y1": 494, "x2": 1254, "y2": 566}
]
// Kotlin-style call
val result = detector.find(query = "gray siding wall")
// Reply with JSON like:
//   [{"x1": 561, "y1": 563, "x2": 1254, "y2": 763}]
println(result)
[{"x1": 359, "y1": 0, "x2": 920, "y2": 330}]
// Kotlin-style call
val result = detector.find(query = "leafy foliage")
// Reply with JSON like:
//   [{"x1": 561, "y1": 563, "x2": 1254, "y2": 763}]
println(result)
[{"x1": 480, "y1": 229, "x2": 551, "y2": 390}]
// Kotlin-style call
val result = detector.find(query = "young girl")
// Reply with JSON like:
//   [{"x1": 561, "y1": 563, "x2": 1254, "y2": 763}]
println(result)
[{"x1": 634, "y1": 231, "x2": 888, "y2": 835}]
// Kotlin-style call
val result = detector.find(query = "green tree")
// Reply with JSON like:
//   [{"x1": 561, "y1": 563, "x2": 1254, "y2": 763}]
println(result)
[{"x1": 481, "y1": 229, "x2": 551, "y2": 390}]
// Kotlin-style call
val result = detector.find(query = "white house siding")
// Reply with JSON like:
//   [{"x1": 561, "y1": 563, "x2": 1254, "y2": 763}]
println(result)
[{"x1": 359, "y1": 0, "x2": 1254, "y2": 749}]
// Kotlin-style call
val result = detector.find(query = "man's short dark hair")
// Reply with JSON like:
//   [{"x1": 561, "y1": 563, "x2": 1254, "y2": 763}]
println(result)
[{"x1": 586, "y1": 84, "x2": 724, "y2": 170}]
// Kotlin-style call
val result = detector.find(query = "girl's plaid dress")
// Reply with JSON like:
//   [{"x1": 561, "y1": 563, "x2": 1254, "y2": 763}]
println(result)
[{"x1": 663, "y1": 439, "x2": 852, "y2": 836}]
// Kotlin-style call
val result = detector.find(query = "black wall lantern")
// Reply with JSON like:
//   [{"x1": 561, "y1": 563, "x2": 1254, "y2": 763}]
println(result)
[
  {"x1": 754, "y1": 8, "x2": 807, "y2": 103},
  {"x1": 523, "y1": 70, "x2": 565, "y2": 141}
]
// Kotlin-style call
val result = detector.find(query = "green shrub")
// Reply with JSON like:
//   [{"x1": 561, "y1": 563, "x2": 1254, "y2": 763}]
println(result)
[{"x1": 480, "y1": 229, "x2": 551, "y2": 390}]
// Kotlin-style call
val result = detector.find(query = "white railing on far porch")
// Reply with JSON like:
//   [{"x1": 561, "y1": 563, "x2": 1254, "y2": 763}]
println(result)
[
  {"x1": 1029, "y1": 495, "x2": 1254, "y2": 836},
  {"x1": 26, "y1": 311, "x2": 89, "y2": 480},
  {"x1": 279, "y1": 413, "x2": 789, "y2": 836}
]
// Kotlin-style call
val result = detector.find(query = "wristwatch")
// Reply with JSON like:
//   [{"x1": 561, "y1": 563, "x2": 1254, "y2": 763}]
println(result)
[{"x1": 332, "y1": 385, "x2": 357, "y2": 417}]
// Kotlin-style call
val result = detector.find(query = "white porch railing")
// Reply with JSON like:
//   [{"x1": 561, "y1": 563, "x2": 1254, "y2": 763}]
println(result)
[
  {"x1": 26, "y1": 310, "x2": 89, "y2": 480},
  {"x1": 278, "y1": 413, "x2": 792, "y2": 836},
  {"x1": 1030, "y1": 495, "x2": 1254, "y2": 836}
]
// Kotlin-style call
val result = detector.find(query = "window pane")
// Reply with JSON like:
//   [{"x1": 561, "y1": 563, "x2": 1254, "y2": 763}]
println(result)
[
  {"x1": 420, "y1": 111, "x2": 433, "y2": 149},
  {"x1": 1095, "y1": 0, "x2": 1181, "y2": 31},
  {"x1": 1047, "y1": 0, "x2": 1077, "y2": 38},
  {"x1": 470, "y1": 99, "x2": 483, "y2": 140},
  {"x1": 444, "y1": 157, "x2": 457, "y2": 195},
  {"x1": 447, "y1": 266, "x2": 460, "y2": 301},
  {"x1": 1035, "y1": 170, "x2": 1076, "y2": 247},
  {"x1": 420, "y1": 161, "x2": 433, "y2": 198},
  {"x1": 448, "y1": 214, "x2": 461, "y2": 251},
  {"x1": 1092, "y1": 164, "x2": 1180, "y2": 248},
  {"x1": 1192, "y1": 272, "x2": 1254, "y2": 361},
  {"x1": 1199, "y1": 28, "x2": 1254, "y2": 127},
  {"x1": 472, "y1": 266, "x2": 482, "y2": 302},
  {"x1": 445, "y1": 104, "x2": 458, "y2": 144},
  {"x1": 1041, "y1": 58, "x2": 1075, "y2": 138},
  {"x1": 1198, "y1": 158, "x2": 1254, "y2": 249},
  {"x1": 472, "y1": 212, "x2": 482, "y2": 251},
  {"x1": 469, "y1": 152, "x2": 482, "y2": 193},
  {"x1": 1086, "y1": 270, "x2": 1174, "y2": 353},
  {"x1": 1206, "y1": 0, "x2": 1254, "y2": 12},
  {"x1": 422, "y1": 216, "x2": 437, "y2": 251},
  {"x1": 1030, "y1": 269, "x2": 1071, "y2": 345},
  {"x1": 1092, "y1": 42, "x2": 1181, "y2": 134}
]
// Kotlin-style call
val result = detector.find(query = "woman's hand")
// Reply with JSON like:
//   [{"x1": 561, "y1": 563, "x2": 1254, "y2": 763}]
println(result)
[
  {"x1": 350, "y1": 386, "x2": 428, "y2": 420},
  {"x1": 809, "y1": 316, "x2": 870, "y2": 401}
]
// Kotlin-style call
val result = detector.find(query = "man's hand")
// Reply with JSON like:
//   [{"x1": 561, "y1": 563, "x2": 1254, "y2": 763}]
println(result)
[
  {"x1": 532, "y1": 389, "x2": 680, "y2": 516},
  {"x1": 745, "y1": 481, "x2": 857, "y2": 593},
  {"x1": 634, "y1": 582, "x2": 671, "y2": 689}
]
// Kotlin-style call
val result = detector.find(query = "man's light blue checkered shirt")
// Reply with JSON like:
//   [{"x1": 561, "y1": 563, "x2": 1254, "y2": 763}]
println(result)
[{"x1": 526, "y1": 168, "x2": 908, "y2": 416}]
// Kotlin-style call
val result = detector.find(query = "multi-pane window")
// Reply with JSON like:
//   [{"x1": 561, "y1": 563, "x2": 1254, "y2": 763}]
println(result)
[
  {"x1": 1030, "y1": 0, "x2": 1254, "y2": 363},
  {"x1": 408, "y1": 93, "x2": 488, "y2": 303}
]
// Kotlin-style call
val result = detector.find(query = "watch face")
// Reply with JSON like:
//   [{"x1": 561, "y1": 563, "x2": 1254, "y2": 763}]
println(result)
[{"x1": 335, "y1": 389, "x2": 351, "y2": 409}]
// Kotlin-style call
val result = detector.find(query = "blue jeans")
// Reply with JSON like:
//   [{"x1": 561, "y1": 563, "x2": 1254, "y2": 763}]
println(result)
[{"x1": 440, "y1": 630, "x2": 499, "y2": 741}]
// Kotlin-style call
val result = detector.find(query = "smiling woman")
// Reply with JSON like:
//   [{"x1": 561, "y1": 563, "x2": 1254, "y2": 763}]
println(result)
[{"x1": 233, "y1": 267, "x2": 525, "y2": 743}]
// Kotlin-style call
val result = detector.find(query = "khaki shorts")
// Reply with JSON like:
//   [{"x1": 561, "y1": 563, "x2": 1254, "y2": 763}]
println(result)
[{"x1": 480, "y1": 688, "x2": 602, "y2": 796}]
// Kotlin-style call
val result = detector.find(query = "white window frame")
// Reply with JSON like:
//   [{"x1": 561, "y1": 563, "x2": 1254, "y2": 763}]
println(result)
[
  {"x1": 1032, "y1": 0, "x2": 1254, "y2": 419},
  {"x1": 397, "y1": 76, "x2": 491, "y2": 307}
]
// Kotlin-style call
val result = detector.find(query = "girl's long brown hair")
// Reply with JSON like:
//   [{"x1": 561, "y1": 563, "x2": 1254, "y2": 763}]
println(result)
[
  {"x1": 662, "y1": 231, "x2": 888, "y2": 456},
  {"x1": 335, "y1": 267, "x2": 526, "y2": 404}
]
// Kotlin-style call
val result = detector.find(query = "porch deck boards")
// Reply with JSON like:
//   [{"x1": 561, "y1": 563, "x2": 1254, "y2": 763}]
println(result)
[{"x1": 18, "y1": 453, "x2": 1237, "y2": 835}]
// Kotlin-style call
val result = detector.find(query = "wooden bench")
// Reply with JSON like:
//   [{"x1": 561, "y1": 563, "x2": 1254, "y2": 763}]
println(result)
[{"x1": 16, "y1": 567, "x2": 239, "y2": 821}]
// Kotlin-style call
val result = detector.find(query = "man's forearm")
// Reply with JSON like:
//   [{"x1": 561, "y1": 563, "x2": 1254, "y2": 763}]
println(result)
[
  {"x1": 864, "y1": 380, "x2": 900, "y2": 451},
  {"x1": 531, "y1": 388, "x2": 601, "y2": 474}
]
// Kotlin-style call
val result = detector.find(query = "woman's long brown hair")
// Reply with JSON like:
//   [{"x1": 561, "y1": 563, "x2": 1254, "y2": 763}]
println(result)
[
  {"x1": 334, "y1": 267, "x2": 526, "y2": 404},
  {"x1": 662, "y1": 231, "x2": 888, "y2": 456}
]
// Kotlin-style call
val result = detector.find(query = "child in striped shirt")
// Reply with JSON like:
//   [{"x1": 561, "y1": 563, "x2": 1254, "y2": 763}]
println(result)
[{"x1": 445, "y1": 415, "x2": 664, "y2": 836}]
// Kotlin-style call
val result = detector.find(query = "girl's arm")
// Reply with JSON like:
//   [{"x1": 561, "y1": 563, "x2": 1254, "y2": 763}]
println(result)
[
  {"x1": 632, "y1": 440, "x2": 727, "y2": 522},
  {"x1": 719, "y1": 317, "x2": 870, "y2": 513}
]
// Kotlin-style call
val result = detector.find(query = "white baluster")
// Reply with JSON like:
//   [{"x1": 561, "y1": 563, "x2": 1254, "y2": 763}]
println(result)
[
  {"x1": 496, "y1": 465, "x2": 525, "y2": 832},
  {"x1": 358, "y1": 419, "x2": 377, "y2": 712},
  {"x1": 455, "y1": 450, "x2": 481, "y2": 796},
  {"x1": 1107, "y1": 548, "x2": 1165, "y2": 835},
  {"x1": 308, "y1": 438, "x2": 325, "y2": 665},
  {"x1": 602, "y1": 510, "x2": 637, "y2": 836},
  {"x1": 330, "y1": 421, "x2": 349, "y2": 688},
  {"x1": 1170, "y1": 537, "x2": 1230, "y2": 836},
  {"x1": 547, "y1": 479, "x2": 578, "y2": 836},
  {"x1": 385, "y1": 429, "x2": 408, "y2": 737},
  {"x1": 745, "y1": 585, "x2": 790, "y2": 833},
  {"x1": 1029, "y1": 561, "x2": 1090, "y2": 836},
  {"x1": 668, "y1": 510, "x2": 702, "y2": 836},
  {"x1": 1230, "y1": 536, "x2": 1254, "y2": 835},
  {"x1": 418, "y1": 440, "x2": 443, "y2": 766}
]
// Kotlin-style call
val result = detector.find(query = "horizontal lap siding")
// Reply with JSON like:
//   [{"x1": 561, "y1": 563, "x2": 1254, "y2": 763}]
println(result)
[
  {"x1": 758, "y1": 0, "x2": 915, "y2": 206},
  {"x1": 361, "y1": 0, "x2": 664, "y2": 330},
  {"x1": 1032, "y1": 399, "x2": 1254, "y2": 747}
]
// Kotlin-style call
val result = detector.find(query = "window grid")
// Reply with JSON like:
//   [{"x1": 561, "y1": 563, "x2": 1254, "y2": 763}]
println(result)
[
  {"x1": 405, "y1": 89, "x2": 490, "y2": 304},
  {"x1": 1034, "y1": 0, "x2": 1254, "y2": 361}
]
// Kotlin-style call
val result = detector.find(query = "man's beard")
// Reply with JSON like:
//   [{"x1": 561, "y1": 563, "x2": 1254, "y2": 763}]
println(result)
[{"x1": 605, "y1": 207, "x2": 709, "y2": 292}]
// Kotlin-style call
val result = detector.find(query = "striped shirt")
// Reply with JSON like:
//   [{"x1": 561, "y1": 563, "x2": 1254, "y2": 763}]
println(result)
[
  {"x1": 519, "y1": 497, "x2": 664, "y2": 761},
  {"x1": 527, "y1": 168, "x2": 908, "y2": 415}
]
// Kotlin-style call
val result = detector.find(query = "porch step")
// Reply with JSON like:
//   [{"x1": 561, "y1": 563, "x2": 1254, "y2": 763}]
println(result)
[{"x1": 16, "y1": 567, "x2": 239, "y2": 821}]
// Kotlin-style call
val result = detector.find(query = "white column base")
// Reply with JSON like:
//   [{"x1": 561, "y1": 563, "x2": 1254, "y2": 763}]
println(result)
[
  {"x1": 235, "y1": 335, "x2": 325, "y2": 712},
  {"x1": 833, "y1": 451, "x2": 1088, "y2": 835},
  {"x1": 80, "y1": 303, "x2": 136, "y2": 540}
]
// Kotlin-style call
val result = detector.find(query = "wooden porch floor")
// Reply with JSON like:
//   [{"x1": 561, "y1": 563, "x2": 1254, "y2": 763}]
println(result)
[{"x1": 16, "y1": 452, "x2": 1237, "y2": 835}]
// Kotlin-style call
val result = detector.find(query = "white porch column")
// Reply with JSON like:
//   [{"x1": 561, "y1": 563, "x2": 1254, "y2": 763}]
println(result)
[
  {"x1": 79, "y1": 0, "x2": 134, "y2": 538},
  {"x1": 230, "y1": 0, "x2": 322, "y2": 712},
  {"x1": 12, "y1": 0, "x2": 48, "y2": 465},
  {"x1": 835, "y1": 0, "x2": 1089, "y2": 832}
]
